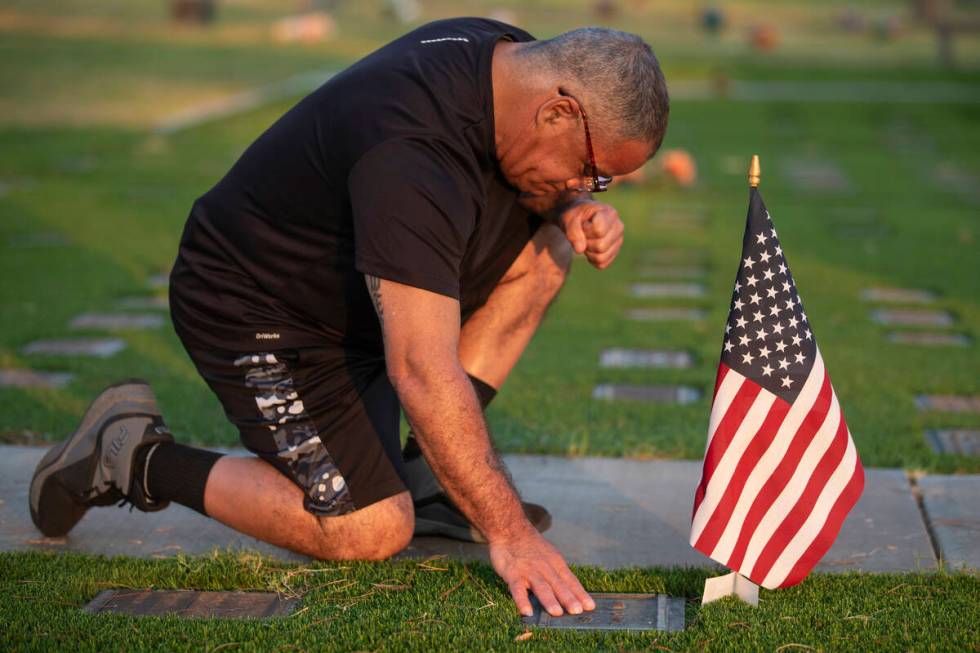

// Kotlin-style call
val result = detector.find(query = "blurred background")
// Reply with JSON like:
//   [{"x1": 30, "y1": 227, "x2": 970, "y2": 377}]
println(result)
[{"x1": 0, "y1": 1, "x2": 977, "y2": 474}]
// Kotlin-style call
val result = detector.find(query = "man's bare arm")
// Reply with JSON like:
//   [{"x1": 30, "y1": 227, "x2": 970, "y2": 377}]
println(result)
[{"x1": 365, "y1": 274, "x2": 593, "y2": 616}]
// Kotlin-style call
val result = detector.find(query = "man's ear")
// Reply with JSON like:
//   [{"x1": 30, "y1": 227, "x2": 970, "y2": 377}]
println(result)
[{"x1": 535, "y1": 95, "x2": 579, "y2": 129}]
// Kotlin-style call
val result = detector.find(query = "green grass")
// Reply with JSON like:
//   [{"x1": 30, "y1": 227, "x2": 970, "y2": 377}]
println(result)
[{"x1": 2, "y1": 551, "x2": 978, "y2": 651}]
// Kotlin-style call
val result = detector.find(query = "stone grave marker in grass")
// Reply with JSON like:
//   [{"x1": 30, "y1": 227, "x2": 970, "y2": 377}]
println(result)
[
  {"x1": 0, "y1": 369, "x2": 72, "y2": 389},
  {"x1": 630, "y1": 282, "x2": 705, "y2": 299},
  {"x1": 871, "y1": 309, "x2": 956, "y2": 328},
  {"x1": 522, "y1": 593, "x2": 685, "y2": 632},
  {"x1": 635, "y1": 265, "x2": 707, "y2": 280},
  {"x1": 83, "y1": 589, "x2": 301, "y2": 619},
  {"x1": 626, "y1": 307, "x2": 707, "y2": 322},
  {"x1": 925, "y1": 430, "x2": 980, "y2": 456},
  {"x1": 117, "y1": 296, "x2": 169, "y2": 310},
  {"x1": 862, "y1": 287, "x2": 937, "y2": 304},
  {"x1": 70, "y1": 313, "x2": 164, "y2": 330},
  {"x1": 22, "y1": 338, "x2": 126, "y2": 358},
  {"x1": 146, "y1": 273, "x2": 169, "y2": 290},
  {"x1": 592, "y1": 384, "x2": 701, "y2": 404},
  {"x1": 888, "y1": 332, "x2": 971, "y2": 347},
  {"x1": 638, "y1": 249, "x2": 705, "y2": 265},
  {"x1": 918, "y1": 476, "x2": 980, "y2": 571},
  {"x1": 599, "y1": 348, "x2": 693, "y2": 369},
  {"x1": 780, "y1": 157, "x2": 853, "y2": 194},
  {"x1": 916, "y1": 395, "x2": 980, "y2": 413}
]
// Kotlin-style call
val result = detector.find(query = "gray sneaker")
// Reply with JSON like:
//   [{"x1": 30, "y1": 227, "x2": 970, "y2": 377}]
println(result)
[{"x1": 29, "y1": 380, "x2": 174, "y2": 537}]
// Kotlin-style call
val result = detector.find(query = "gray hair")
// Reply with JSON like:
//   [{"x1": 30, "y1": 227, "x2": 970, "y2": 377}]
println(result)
[{"x1": 523, "y1": 27, "x2": 669, "y2": 154}]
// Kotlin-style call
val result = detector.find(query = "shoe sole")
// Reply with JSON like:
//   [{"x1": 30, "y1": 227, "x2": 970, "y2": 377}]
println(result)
[
  {"x1": 29, "y1": 379, "x2": 159, "y2": 537},
  {"x1": 413, "y1": 501, "x2": 553, "y2": 543}
]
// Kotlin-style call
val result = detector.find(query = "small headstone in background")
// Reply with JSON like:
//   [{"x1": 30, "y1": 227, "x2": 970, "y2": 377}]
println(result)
[
  {"x1": 638, "y1": 249, "x2": 705, "y2": 265},
  {"x1": 22, "y1": 338, "x2": 127, "y2": 358},
  {"x1": 888, "y1": 332, "x2": 970, "y2": 348},
  {"x1": 871, "y1": 309, "x2": 955, "y2": 328},
  {"x1": 925, "y1": 430, "x2": 980, "y2": 456},
  {"x1": 70, "y1": 313, "x2": 164, "y2": 331},
  {"x1": 626, "y1": 308, "x2": 706, "y2": 322},
  {"x1": 781, "y1": 157, "x2": 852, "y2": 193},
  {"x1": 117, "y1": 296, "x2": 169, "y2": 310},
  {"x1": 599, "y1": 349, "x2": 693, "y2": 369},
  {"x1": 592, "y1": 384, "x2": 701, "y2": 404},
  {"x1": 0, "y1": 369, "x2": 72, "y2": 389},
  {"x1": 862, "y1": 287, "x2": 936, "y2": 304},
  {"x1": 83, "y1": 589, "x2": 300, "y2": 619},
  {"x1": 636, "y1": 266, "x2": 707, "y2": 280},
  {"x1": 146, "y1": 274, "x2": 169, "y2": 290},
  {"x1": 830, "y1": 223, "x2": 892, "y2": 240},
  {"x1": 630, "y1": 282, "x2": 705, "y2": 299},
  {"x1": 916, "y1": 395, "x2": 980, "y2": 414}
]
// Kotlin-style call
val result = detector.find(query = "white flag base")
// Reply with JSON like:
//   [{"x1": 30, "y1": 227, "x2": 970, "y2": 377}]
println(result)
[{"x1": 701, "y1": 571, "x2": 759, "y2": 607}]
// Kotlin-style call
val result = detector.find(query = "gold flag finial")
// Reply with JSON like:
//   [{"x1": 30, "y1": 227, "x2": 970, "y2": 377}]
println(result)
[{"x1": 749, "y1": 155, "x2": 761, "y2": 188}]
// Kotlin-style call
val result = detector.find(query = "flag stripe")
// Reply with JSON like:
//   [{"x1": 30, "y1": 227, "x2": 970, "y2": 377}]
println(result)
[
  {"x1": 691, "y1": 396, "x2": 791, "y2": 555},
  {"x1": 691, "y1": 375, "x2": 760, "y2": 519},
  {"x1": 712, "y1": 364, "x2": 730, "y2": 401},
  {"x1": 739, "y1": 383, "x2": 843, "y2": 577},
  {"x1": 707, "y1": 353, "x2": 828, "y2": 565},
  {"x1": 750, "y1": 405, "x2": 850, "y2": 584},
  {"x1": 719, "y1": 367, "x2": 833, "y2": 571},
  {"x1": 690, "y1": 387, "x2": 775, "y2": 544},
  {"x1": 775, "y1": 446, "x2": 864, "y2": 588}
]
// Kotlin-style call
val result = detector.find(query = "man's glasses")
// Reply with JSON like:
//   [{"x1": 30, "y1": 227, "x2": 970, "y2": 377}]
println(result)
[{"x1": 560, "y1": 89, "x2": 612, "y2": 193}]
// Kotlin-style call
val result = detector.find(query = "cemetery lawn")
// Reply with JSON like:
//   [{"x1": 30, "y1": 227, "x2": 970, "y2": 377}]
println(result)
[{"x1": 3, "y1": 551, "x2": 978, "y2": 651}]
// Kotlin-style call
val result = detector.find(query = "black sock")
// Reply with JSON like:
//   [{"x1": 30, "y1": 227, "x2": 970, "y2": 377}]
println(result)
[
  {"x1": 402, "y1": 373, "x2": 497, "y2": 459},
  {"x1": 135, "y1": 442, "x2": 222, "y2": 516}
]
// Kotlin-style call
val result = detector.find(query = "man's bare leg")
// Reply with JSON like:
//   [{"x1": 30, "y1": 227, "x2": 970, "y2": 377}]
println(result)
[
  {"x1": 458, "y1": 223, "x2": 573, "y2": 389},
  {"x1": 203, "y1": 456, "x2": 413, "y2": 561}
]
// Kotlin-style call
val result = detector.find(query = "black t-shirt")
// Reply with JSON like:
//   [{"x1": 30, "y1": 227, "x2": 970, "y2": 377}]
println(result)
[{"x1": 171, "y1": 18, "x2": 540, "y2": 353}]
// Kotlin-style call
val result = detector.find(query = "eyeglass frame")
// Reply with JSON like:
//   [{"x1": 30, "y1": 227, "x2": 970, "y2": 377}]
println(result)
[{"x1": 559, "y1": 88, "x2": 613, "y2": 193}]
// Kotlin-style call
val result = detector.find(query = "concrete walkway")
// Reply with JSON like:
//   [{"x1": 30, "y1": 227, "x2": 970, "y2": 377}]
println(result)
[{"x1": 1, "y1": 445, "x2": 974, "y2": 573}]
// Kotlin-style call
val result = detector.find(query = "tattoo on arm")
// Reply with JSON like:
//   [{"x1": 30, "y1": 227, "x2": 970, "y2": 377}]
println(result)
[{"x1": 366, "y1": 275, "x2": 384, "y2": 330}]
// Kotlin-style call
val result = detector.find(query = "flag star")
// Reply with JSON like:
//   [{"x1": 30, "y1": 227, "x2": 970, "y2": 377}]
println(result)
[
  {"x1": 763, "y1": 269, "x2": 775, "y2": 281},
  {"x1": 759, "y1": 250, "x2": 772, "y2": 263},
  {"x1": 752, "y1": 311, "x2": 764, "y2": 323},
  {"x1": 794, "y1": 351, "x2": 806, "y2": 365},
  {"x1": 788, "y1": 316, "x2": 800, "y2": 329},
  {"x1": 736, "y1": 315, "x2": 748, "y2": 329},
  {"x1": 765, "y1": 210, "x2": 771, "y2": 221},
  {"x1": 734, "y1": 281, "x2": 742, "y2": 292},
  {"x1": 801, "y1": 310, "x2": 808, "y2": 321},
  {"x1": 758, "y1": 345, "x2": 771, "y2": 359},
  {"x1": 775, "y1": 339, "x2": 788, "y2": 352},
  {"x1": 781, "y1": 376, "x2": 793, "y2": 388},
  {"x1": 761, "y1": 363, "x2": 774, "y2": 376},
  {"x1": 772, "y1": 323, "x2": 785, "y2": 336},
  {"x1": 725, "y1": 323, "x2": 732, "y2": 334},
  {"x1": 739, "y1": 334, "x2": 751, "y2": 347},
  {"x1": 746, "y1": 275, "x2": 758, "y2": 287},
  {"x1": 805, "y1": 329, "x2": 813, "y2": 340},
  {"x1": 755, "y1": 328, "x2": 767, "y2": 340},
  {"x1": 743, "y1": 256, "x2": 755, "y2": 269},
  {"x1": 768, "y1": 305, "x2": 781, "y2": 318},
  {"x1": 774, "y1": 245, "x2": 782, "y2": 256},
  {"x1": 792, "y1": 334, "x2": 802, "y2": 346},
  {"x1": 724, "y1": 340, "x2": 734, "y2": 352},
  {"x1": 742, "y1": 351, "x2": 755, "y2": 365},
  {"x1": 766, "y1": 287, "x2": 778, "y2": 299},
  {"x1": 783, "y1": 300, "x2": 794, "y2": 312},
  {"x1": 769, "y1": 229, "x2": 777, "y2": 238},
  {"x1": 778, "y1": 263, "x2": 787, "y2": 274},
  {"x1": 778, "y1": 358, "x2": 790, "y2": 370},
  {"x1": 733, "y1": 298, "x2": 745, "y2": 311},
  {"x1": 749, "y1": 292, "x2": 761, "y2": 304},
  {"x1": 755, "y1": 233, "x2": 767, "y2": 245},
  {"x1": 781, "y1": 281, "x2": 792, "y2": 293}
]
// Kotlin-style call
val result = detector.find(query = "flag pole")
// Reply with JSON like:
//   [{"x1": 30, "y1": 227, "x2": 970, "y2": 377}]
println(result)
[{"x1": 700, "y1": 154, "x2": 764, "y2": 609}]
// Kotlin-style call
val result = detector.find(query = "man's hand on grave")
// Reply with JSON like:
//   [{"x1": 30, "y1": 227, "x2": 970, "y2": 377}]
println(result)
[
  {"x1": 489, "y1": 529, "x2": 595, "y2": 618},
  {"x1": 558, "y1": 200, "x2": 624, "y2": 270}
]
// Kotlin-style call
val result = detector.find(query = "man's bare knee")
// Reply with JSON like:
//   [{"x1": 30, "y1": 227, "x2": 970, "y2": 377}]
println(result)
[{"x1": 311, "y1": 490, "x2": 413, "y2": 561}]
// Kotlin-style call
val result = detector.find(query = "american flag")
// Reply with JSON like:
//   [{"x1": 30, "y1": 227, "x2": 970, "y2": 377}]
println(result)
[{"x1": 689, "y1": 188, "x2": 864, "y2": 590}]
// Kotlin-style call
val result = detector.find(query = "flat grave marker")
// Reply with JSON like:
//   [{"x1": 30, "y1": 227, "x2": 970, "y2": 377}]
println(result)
[
  {"x1": 635, "y1": 265, "x2": 707, "y2": 280},
  {"x1": 862, "y1": 287, "x2": 937, "y2": 304},
  {"x1": 918, "y1": 476, "x2": 980, "y2": 571},
  {"x1": 871, "y1": 309, "x2": 955, "y2": 328},
  {"x1": 146, "y1": 274, "x2": 169, "y2": 290},
  {"x1": 70, "y1": 313, "x2": 164, "y2": 331},
  {"x1": 83, "y1": 589, "x2": 301, "y2": 619},
  {"x1": 630, "y1": 282, "x2": 705, "y2": 299},
  {"x1": 22, "y1": 338, "x2": 126, "y2": 358},
  {"x1": 925, "y1": 430, "x2": 980, "y2": 456},
  {"x1": 0, "y1": 369, "x2": 72, "y2": 389},
  {"x1": 916, "y1": 395, "x2": 980, "y2": 414},
  {"x1": 888, "y1": 332, "x2": 971, "y2": 348},
  {"x1": 522, "y1": 593, "x2": 685, "y2": 632},
  {"x1": 117, "y1": 296, "x2": 169, "y2": 310},
  {"x1": 626, "y1": 307, "x2": 706, "y2": 322},
  {"x1": 780, "y1": 157, "x2": 852, "y2": 193},
  {"x1": 638, "y1": 249, "x2": 705, "y2": 265},
  {"x1": 592, "y1": 384, "x2": 701, "y2": 404},
  {"x1": 599, "y1": 348, "x2": 693, "y2": 369}
]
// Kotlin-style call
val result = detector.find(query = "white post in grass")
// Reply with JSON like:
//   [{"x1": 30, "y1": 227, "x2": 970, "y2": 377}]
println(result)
[{"x1": 701, "y1": 571, "x2": 759, "y2": 607}]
